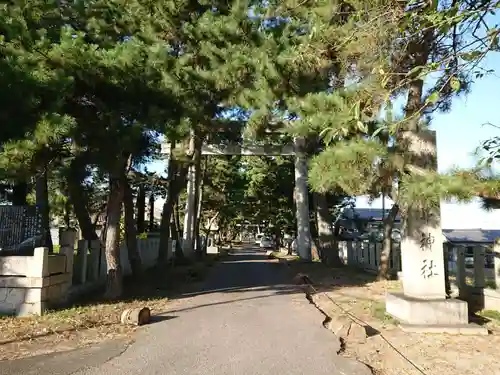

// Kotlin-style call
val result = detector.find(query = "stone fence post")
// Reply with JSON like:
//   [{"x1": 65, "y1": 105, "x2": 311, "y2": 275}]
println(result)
[
  {"x1": 346, "y1": 241, "x2": 354, "y2": 265},
  {"x1": 88, "y1": 240, "x2": 102, "y2": 281},
  {"x1": 473, "y1": 245, "x2": 486, "y2": 288},
  {"x1": 77, "y1": 240, "x2": 88, "y2": 284},
  {"x1": 494, "y1": 239, "x2": 500, "y2": 289},
  {"x1": 59, "y1": 229, "x2": 76, "y2": 279},
  {"x1": 29, "y1": 247, "x2": 49, "y2": 277},
  {"x1": 456, "y1": 246, "x2": 467, "y2": 296}
]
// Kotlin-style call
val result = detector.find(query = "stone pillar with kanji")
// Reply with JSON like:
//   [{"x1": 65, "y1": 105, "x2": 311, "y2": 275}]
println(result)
[{"x1": 386, "y1": 130, "x2": 486, "y2": 334}]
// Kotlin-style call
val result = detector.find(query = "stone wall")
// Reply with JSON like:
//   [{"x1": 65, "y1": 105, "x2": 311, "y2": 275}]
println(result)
[
  {"x1": 72, "y1": 236, "x2": 176, "y2": 285},
  {"x1": 0, "y1": 247, "x2": 73, "y2": 316}
]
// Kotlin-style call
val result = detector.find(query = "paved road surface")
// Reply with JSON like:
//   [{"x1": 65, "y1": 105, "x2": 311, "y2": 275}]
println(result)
[{"x1": 1, "y1": 248, "x2": 371, "y2": 375}]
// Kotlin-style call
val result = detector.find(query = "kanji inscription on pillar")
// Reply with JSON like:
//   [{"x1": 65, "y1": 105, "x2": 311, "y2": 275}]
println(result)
[
  {"x1": 419, "y1": 232, "x2": 435, "y2": 251},
  {"x1": 420, "y1": 259, "x2": 438, "y2": 279}
]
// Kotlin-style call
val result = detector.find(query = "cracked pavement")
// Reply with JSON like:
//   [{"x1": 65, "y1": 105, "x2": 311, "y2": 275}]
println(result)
[{"x1": 0, "y1": 247, "x2": 371, "y2": 375}]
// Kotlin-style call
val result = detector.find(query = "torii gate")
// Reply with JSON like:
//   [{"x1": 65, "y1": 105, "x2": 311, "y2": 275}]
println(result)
[{"x1": 161, "y1": 138, "x2": 312, "y2": 260}]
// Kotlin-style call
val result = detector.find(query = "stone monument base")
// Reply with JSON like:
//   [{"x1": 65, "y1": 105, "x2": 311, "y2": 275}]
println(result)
[{"x1": 386, "y1": 292, "x2": 487, "y2": 335}]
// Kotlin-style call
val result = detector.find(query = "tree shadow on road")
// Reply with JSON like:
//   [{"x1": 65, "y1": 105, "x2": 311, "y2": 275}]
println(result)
[
  {"x1": 163, "y1": 250, "x2": 381, "y2": 302},
  {"x1": 160, "y1": 291, "x2": 298, "y2": 315},
  {"x1": 67, "y1": 249, "x2": 379, "y2": 313}
]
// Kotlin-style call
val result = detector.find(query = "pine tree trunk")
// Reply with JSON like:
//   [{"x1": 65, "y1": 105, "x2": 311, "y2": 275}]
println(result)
[
  {"x1": 12, "y1": 182, "x2": 28, "y2": 205},
  {"x1": 191, "y1": 143, "x2": 203, "y2": 254},
  {"x1": 314, "y1": 192, "x2": 342, "y2": 266},
  {"x1": 104, "y1": 175, "x2": 124, "y2": 300},
  {"x1": 136, "y1": 185, "x2": 146, "y2": 234},
  {"x1": 35, "y1": 169, "x2": 53, "y2": 253},
  {"x1": 158, "y1": 144, "x2": 177, "y2": 263},
  {"x1": 274, "y1": 226, "x2": 281, "y2": 250},
  {"x1": 148, "y1": 192, "x2": 155, "y2": 232},
  {"x1": 67, "y1": 175, "x2": 98, "y2": 241},
  {"x1": 170, "y1": 219, "x2": 183, "y2": 258},
  {"x1": 158, "y1": 198, "x2": 174, "y2": 264},
  {"x1": 158, "y1": 144, "x2": 190, "y2": 263},
  {"x1": 123, "y1": 176, "x2": 142, "y2": 278},
  {"x1": 378, "y1": 204, "x2": 399, "y2": 280},
  {"x1": 309, "y1": 192, "x2": 318, "y2": 240},
  {"x1": 174, "y1": 197, "x2": 182, "y2": 238},
  {"x1": 194, "y1": 156, "x2": 207, "y2": 253}
]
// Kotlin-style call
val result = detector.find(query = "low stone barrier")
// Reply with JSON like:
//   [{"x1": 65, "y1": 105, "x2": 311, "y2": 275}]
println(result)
[{"x1": 0, "y1": 247, "x2": 73, "y2": 316}]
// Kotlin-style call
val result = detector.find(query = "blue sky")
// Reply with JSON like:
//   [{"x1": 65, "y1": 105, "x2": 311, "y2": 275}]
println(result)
[{"x1": 358, "y1": 52, "x2": 500, "y2": 229}]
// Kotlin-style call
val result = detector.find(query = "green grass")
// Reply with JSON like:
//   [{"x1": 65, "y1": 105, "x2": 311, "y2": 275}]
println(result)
[
  {"x1": 485, "y1": 280, "x2": 497, "y2": 289},
  {"x1": 268, "y1": 251, "x2": 299, "y2": 260},
  {"x1": 371, "y1": 301, "x2": 399, "y2": 325},
  {"x1": 480, "y1": 309, "x2": 500, "y2": 321}
]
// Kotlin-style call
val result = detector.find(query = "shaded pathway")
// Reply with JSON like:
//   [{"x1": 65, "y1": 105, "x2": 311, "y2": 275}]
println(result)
[{"x1": 1, "y1": 247, "x2": 371, "y2": 375}]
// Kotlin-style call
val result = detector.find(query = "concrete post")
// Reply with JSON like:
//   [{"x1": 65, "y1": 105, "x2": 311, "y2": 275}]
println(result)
[
  {"x1": 346, "y1": 241, "x2": 354, "y2": 265},
  {"x1": 443, "y1": 242, "x2": 451, "y2": 297},
  {"x1": 369, "y1": 242, "x2": 376, "y2": 269},
  {"x1": 30, "y1": 247, "x2": 49, "y2": 277},
  {"x1": 473, "y1": 245, "x2": 486, "y2": 288},
  {"x1": 77, "y1": 239, "x2": 88, "y2": 284},
  {"x1": 456, "y1": 245, "x2": 467, "y2": 290},
  {"x1": 354, "y1": 241, "x2": 360, "y2": 264},
  {"x1": 494, "y1": 239, "x2": 500, "y2": 289},
  {"x1": 89, "y1": 240, "x2": 102, "y2": 281},
  {"x1": 293, "y1": 137, "x2": 311, "y2": 261},
  {"x1": 59, "y1": 229, "x2": 76, "y2": 277},
  {"x1": 361, "y1": 241, "x2": 368, "y2": 265}
]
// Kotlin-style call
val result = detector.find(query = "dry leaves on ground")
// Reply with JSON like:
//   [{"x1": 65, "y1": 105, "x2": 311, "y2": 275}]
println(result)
[
  {"x1": 0, "y1": 297, "x2": 178, "y2": 361},
  {"x1": 286, "y1": 261, "x2": 500, "y2": 375},
  {"x1": 0, "y1": 255, "x2": 224, "y2": 361}
]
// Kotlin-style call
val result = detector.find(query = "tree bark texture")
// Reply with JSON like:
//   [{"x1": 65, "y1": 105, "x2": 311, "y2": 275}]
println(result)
[
  {"x1": 314, "y1": 192, "x2": 342, "y2": 266},
  {"x1": 136, "y1": 185, "x2": 146, "y2": 234},
  {"x1": 148, "y1": 192, "x2": 155, "y2": 232},
  {"x1": 378, "y1": 204, "x2": 399, "y2": 280},
  {"x1": 35, "y1": 168, "x2": 53, "y2": 253},
  {"x1": 174, "y1": 197, "x2": 182, "y2": 237},
  {"x1": 158, "y1": 197, "x2": 174, "y2": 264},
  {"x1": 123, "y1": 175, "x2": 142, "y2": 278},
  {"x1": 12, "y1": 182, "x2": 28, "y2": 205},
  {"x1": 104, "y1": 174, "x2": 124, "y2": 300},
  {"x1": 194, "y1": 156, "x2": 207, "y2": 253},
  {"x1": 158, "y1": 141, "x2": 190, "y2": 263},
  {"x1": 67, "y1": 159, "x2": 98, "y2": 242}
]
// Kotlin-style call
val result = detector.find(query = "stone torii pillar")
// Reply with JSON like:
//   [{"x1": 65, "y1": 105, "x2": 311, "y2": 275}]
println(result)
[{"x1": 293, "y1": 137, "x2": 312, "y2": 261}]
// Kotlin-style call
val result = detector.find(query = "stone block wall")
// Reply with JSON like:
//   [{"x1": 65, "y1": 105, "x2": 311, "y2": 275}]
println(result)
[{"x1": 0, "y1": 246, "x2": 73, "y2": 316}]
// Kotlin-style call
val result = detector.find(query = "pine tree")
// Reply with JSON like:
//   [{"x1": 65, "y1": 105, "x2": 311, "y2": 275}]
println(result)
[{"x1": 244, "y1": 156, "x2": 296, "y2": 247}]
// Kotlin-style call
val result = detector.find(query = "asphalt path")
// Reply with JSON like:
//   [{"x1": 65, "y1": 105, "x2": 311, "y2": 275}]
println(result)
[{"x1": 1, "y1": 247, "x2": 371, "y2": 375}]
